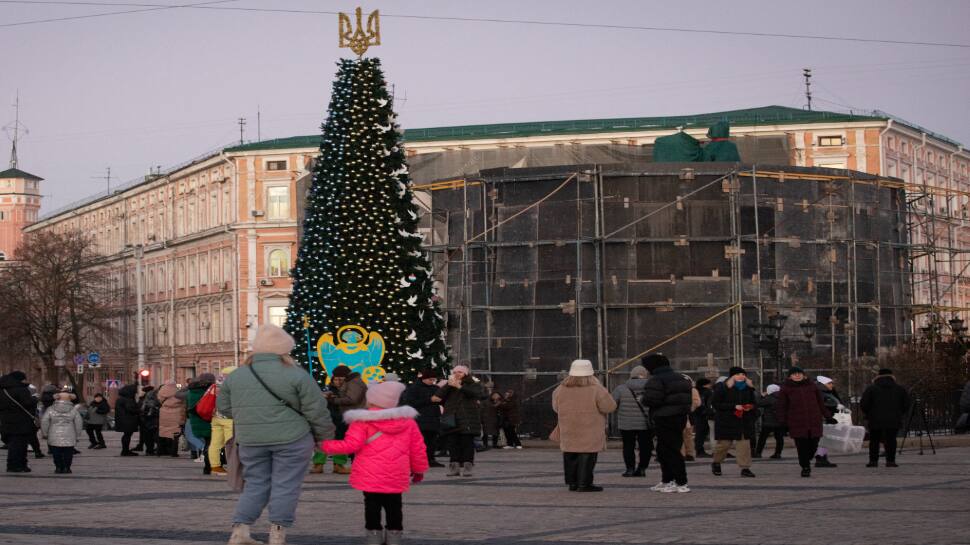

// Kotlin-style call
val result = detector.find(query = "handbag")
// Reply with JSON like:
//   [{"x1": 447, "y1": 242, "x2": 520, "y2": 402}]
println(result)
[
  {"x1": 225, "y1": 432, "x2": 244, "y2": 492},
  {"x1": 439, "y1": 413, "x2": 458, "y2": 432},
  {"x1": 3, "y1": 389, "x2": 41, "y2": 430},
  {"x1": 194, "y1": 384, "x2": 217, "y2": 422}
]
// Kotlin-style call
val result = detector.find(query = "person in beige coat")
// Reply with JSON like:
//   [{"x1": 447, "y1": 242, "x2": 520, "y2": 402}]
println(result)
[
  {"x1": 682, "y1": 378, "x2": 702, "y2": 460},
  {"x1": 551, "y1": 359, "x2": 617, "y2": 492},
  {"x1": 156, "y1": 380, "x2": 186, "y2": 457}
]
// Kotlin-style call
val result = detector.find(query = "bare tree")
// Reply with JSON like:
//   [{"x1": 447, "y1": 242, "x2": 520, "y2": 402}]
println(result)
[{"x1": 0, "y1": 230, "x2": 117, "y2": 399}]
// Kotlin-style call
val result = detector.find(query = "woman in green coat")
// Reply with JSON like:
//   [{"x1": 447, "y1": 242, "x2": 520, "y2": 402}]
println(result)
[{"x1": 185, "y1": 373, "x2": 216, "y2": 475}]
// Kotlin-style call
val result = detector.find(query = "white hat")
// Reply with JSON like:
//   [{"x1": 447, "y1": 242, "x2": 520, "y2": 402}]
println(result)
[
  {"x1": 766, "y1": 384, "x2": 781, "y2": 395},
  {"x1": 568, "y1": 359, "x2": 594, "y2": 377},
  {"x1": 817, "y1": 376, "x2": 833, "y2": 385}
]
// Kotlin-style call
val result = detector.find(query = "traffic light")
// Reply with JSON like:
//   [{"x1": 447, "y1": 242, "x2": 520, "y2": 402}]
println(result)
[{"x1": 138, "y1": 368, "x2": 151, "y2": 386}]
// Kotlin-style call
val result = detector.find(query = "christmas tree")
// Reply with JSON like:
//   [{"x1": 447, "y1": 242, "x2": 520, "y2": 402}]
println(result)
[{"x1": 285, "y1": 58, "x2": 450, "y2": 385}]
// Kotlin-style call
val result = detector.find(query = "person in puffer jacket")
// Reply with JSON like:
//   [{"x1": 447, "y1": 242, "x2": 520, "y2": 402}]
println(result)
[
  {"x1": 40, "y1": 392, "x2": 83, "y2": 474},
  {"x1": 322, "y1": 381, "x2": 429, "y2": 545}
]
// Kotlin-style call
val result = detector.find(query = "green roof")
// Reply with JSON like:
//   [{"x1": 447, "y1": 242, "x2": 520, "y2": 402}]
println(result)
[
  {"x1": 0, "y1": 167, "x2": 42, "y2": 181},
  {"x1": 223, "y1": 105, "x2": 887, "y2": 153}
]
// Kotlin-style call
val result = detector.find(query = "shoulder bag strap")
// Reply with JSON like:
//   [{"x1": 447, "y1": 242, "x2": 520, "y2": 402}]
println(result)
[
  {"x1": 248, "y1": 365, "x2": 305, "y2": 418},
  {"x1": 629, "y1": 387, "x2": 649, "y2": 418},
  {"x1": 4, "y1": 388, "x2": 37, "y2": 420}
]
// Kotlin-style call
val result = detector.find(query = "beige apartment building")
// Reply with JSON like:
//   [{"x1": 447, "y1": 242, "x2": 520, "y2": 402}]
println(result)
[{"x1": 24, "y1": 105, "x2": 969, "y2": 392}]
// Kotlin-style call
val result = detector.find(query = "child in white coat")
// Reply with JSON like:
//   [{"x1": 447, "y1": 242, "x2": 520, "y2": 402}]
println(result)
[{"x1": 40, "y1": 392, "x2": 83, "y2": 474}]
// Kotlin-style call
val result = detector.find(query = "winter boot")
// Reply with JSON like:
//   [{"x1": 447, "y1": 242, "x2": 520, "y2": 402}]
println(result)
[
  {"x1": 333, "y1": 463, "x2": 352, "y2": 475},
  {"x1": 364, "y1": 529, "x2": 383, "y2": 545},
  {"x1": 386, "y1": 529, "x2": 403, "y2": 545},
  {"x1": 309, "y1": 463, "x2": 324, "y2": 474},
  {"x1": 711, "y1": 462, "x2": 722, "y2": 476},
  {"x1": 227, "y1": 524, "x2": 264, "y2": 545},
  {"x1": 268, "y1": 524, "x2": 286, "y2": 545},
  {"x1": 815, "y1": 455, "x2": 837, "y2": 468},
  {"x1": 460, "y1": 462, "x2": 474, "y2": 477},
  {"x1": 622, "y1": 467, "x2": 635, "y2": 477},
  {"x1": 446, "y1": 462, "x2": 461, "y2": 476},
  {"x1": 632, "y1": 466, "x2": 647, "y2": 477}
]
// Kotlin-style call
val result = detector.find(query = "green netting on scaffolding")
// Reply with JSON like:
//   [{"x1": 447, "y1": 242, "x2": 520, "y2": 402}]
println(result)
[
  {"x1": 652, "y1": 130, "x2": 703, "y2": 162},
  {"x1": 702, "y1": 121, "x2": 741, "y2": 162}
]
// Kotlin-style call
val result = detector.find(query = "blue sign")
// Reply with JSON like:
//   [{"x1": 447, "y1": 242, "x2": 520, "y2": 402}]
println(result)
[
  {"x1": 87, "y1": 352, "x2": 101, "y2": 365},
  {"x1": 105, "y1": 379, "x2": 120, "y2": 389},
  {"x1": 73, "y1": 354, "x2": 86, "y2": 366}
]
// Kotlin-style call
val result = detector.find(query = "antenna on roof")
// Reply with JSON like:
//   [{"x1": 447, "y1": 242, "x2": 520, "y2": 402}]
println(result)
[
  {"x1": 92, "y1": 167, "x2": 112, "y2": 195},
  {"x1": 257, "y1": 105, "x2": 261, "y2": 142},
  {"x1": 238, "y1": 117, "x2": 247, "y2": 145},
  {"x1": 4, "y1": 90, "x2": 29, "y2": 169},
  {"x1": 803, "y1": 68, "x2": 813, "y2": 111}
]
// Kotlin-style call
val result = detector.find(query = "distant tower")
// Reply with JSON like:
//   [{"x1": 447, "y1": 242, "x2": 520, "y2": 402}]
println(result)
[{"x1": 0, "y1": 93, "x2": 42, "y2": 261}]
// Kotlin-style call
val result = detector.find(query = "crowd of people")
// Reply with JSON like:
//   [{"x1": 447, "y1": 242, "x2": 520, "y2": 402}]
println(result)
[
  {"x1": 3, "y1": 325, "x2": 970, "y2": 545},
  {"x1": 551, "y1": 353, "x2": 949, "y2": 493}
]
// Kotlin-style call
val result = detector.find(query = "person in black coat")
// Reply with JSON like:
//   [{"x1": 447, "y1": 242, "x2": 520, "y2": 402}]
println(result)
[
  {"x1": 135, "y1": 386, "x2": 160, "y2": 455},
  {"x1": 435, "y1": 365, "x2": 486, "y2": 477},
  {"x1": 641, "y1": 353, "x2": 693, "y2": 491},
  {"x1": 0, "y1": 371, "x2": 38, "y2": 472},
  {"x1": 114, "y1": 384, "x2": 141, "y2": 456},
  {"x1": 860, "y1": 368, "x2": 910, "y2": 468},
  {"x1": 755, "y1": 385, "x2": 786, "y2": 459},
  {"x1": 401, "y1": 367, "x2": 443, "y2": 467},
  {"x1": 710, "y1": 367, "x2": 759, "y2": 478},
  {"x1": 692, "y1": 378, "x2": 714, "y2": 458}
]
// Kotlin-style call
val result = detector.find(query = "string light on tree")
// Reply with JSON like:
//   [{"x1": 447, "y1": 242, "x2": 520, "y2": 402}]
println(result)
[{"x1": 284, "y1": 9, "x2": 450, "y2": 384}]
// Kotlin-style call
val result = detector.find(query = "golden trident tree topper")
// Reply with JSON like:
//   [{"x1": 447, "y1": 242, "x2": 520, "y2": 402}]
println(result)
[{"x1": 339, "y1": 7, "x2": 381, "y2": 57}]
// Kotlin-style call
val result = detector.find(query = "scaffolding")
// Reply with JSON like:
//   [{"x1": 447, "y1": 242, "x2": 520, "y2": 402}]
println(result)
[{"x1": 418, "y1": 162, "x2": 953, "y2": 435}]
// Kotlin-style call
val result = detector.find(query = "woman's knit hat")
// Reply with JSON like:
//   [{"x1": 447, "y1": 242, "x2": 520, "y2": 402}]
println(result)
[
  {"x1": 766, "y1": 384, "x2": 781, "y2": 395},
  {"x1": 251, "y1": 324, "x2": 296, "y2": 355},
  {"x1": 630, "y1": 365, "x2": 648, "y2": 379},
  {"x1": 366, "y1": 381, "x2": 406, "y2": 409}
]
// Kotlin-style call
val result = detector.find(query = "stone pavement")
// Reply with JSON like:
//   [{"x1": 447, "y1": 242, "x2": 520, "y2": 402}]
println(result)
[{"x1": 1, "y1": 436, "x2": 968, "y2": 545}]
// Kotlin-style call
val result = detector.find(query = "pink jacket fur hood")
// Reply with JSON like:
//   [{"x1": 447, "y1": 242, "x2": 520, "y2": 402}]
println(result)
[{"x1": 321, "y1": 405, "x2": 429, "y2": 494}]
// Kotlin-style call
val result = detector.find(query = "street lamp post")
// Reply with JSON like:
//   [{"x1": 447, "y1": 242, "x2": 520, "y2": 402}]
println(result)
[{"x1": 747, "y1": 313, "x2": 815, "y2": 383}]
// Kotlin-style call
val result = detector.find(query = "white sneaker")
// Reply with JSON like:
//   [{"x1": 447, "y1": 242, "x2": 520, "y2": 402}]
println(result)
[
  {"x1": 502, "y1": 446, "x2": 514, "y2": 449},
  {"x1": 650, "y1": 481, "x2": 671, "y2": 491},
  {"x1": 515, "y1": 445, "x2": 523, "y2": 449},
  {"x1": 659, "y1": 483, "x2": 683, "y2": 493},
  {"x1": 673, "y1": 484, "x2": 691, "y2": 493}
]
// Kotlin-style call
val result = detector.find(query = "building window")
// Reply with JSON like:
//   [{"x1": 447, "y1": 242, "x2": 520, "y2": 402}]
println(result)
[
  {"x1": 268, "y1": 306, "x2": 287, "y2": 327},
  {"x1": 818, "y1": 136, "x2": 843, "y2": 147},
  {"x1": 266, "y1": 160, "x2": 287, "y2": 171},
  {"x1": 210, "y1": 191, "x2": 219, "y2": 228},
  {"x1": 188, "y1": 257, "x2": 197, "y2": 287},
  {"x1": 211, "y1": 309, "x2": 221, "y2": 343},
  {"x1": 267, "y1": 186, "x2": 290, "y2": 220},
  {"x1": 200, "y1": 254, "x2": 208, "y2": 285},
  {"x1": 268, "y1": 249, "x2": 289, "y2": 277}
]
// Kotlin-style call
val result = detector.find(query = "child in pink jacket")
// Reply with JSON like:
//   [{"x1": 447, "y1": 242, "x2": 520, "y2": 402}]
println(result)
[{"x1": 321, "y1": 380, "x2": 429, "y2": 545}]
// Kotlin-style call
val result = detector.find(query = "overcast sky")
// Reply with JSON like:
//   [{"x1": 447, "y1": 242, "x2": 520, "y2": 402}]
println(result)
[{"x1": 2, "y1": 0, "x2": 969, "y2": 212}]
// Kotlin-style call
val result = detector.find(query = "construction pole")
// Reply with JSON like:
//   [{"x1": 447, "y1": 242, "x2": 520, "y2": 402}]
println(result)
[{"x1": 751, "y1": 167, "x2": 765, "y2": 386}]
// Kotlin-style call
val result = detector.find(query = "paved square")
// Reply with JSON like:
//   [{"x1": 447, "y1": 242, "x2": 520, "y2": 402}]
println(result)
[{"x1": 1, "y1": 437, "x2": 968, "y2": 545}]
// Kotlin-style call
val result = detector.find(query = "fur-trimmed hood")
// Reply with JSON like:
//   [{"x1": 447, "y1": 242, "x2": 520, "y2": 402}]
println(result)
[
  {"x1": 343, "y1": 405, "x2": 419, "y2": 429},
  {"x1": 344, "y1": 406, "x2": 418, "y2": 422}
]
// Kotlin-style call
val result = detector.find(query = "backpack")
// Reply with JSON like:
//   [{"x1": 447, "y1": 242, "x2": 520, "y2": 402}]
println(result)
[{"x1": 194, "y1": 384, "x2": 217, "y2": 422}]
